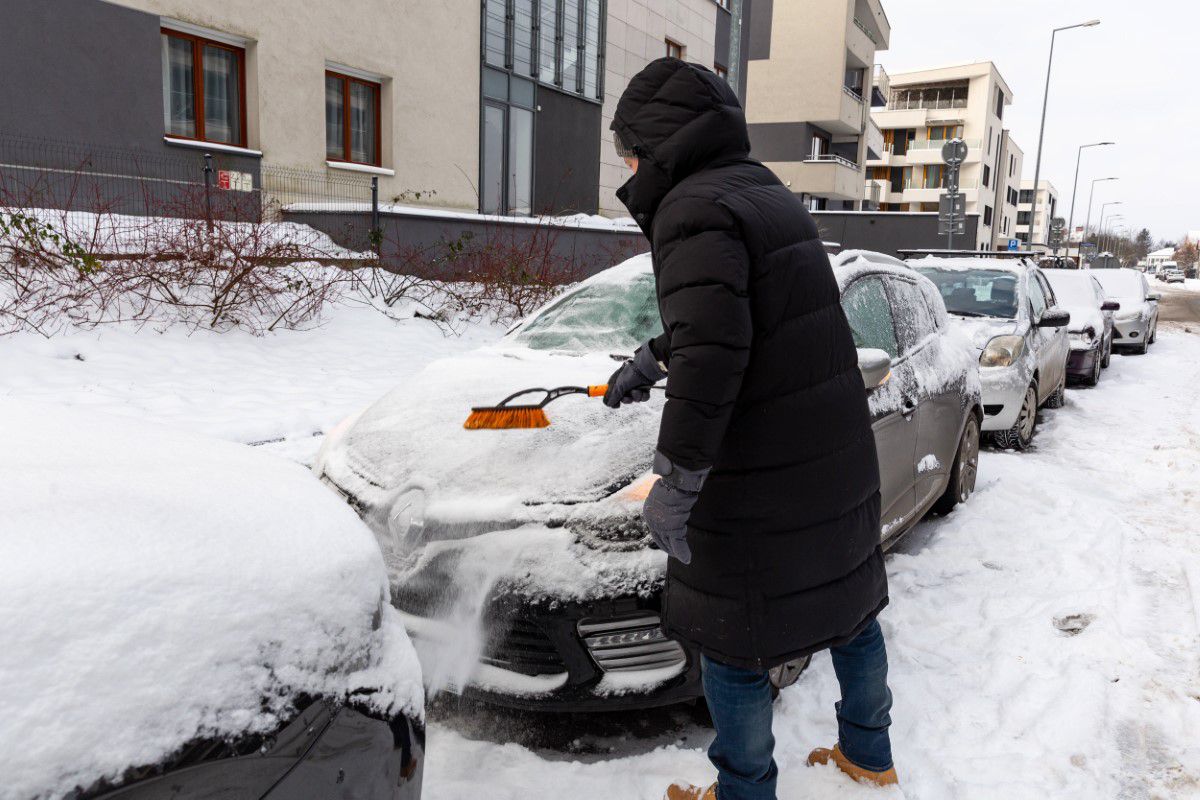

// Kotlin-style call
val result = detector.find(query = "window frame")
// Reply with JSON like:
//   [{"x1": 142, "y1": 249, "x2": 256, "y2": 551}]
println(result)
[
  {"x1": 325, "y1": 70, "x2": 382, "y2": 167},
  {"x1": 161, "y1": 27, "x2": 248, "y2": 148},
  {"x1": 665, "y1": 38, "x2": 685, "y2": 59}
]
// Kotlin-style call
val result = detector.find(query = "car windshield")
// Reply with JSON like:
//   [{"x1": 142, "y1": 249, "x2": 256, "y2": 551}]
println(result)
[
  {"x1": 513, "y1": 272, "x2": 663, "y2": 352},
  {"x1": 1044, "y1": 273, "x2": 1097, "y2": 308},
  {"x1": 1093, "y1": 270, "x2": 1143, "y2": 300},
  {"x1": 914, "y1": 267, "x2": 1020, "y2": 319}
]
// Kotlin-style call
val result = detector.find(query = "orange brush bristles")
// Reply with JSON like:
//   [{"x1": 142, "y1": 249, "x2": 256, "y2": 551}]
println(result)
[{"x1": 463, "y1": 406, "x2": 551, "y2": 430}]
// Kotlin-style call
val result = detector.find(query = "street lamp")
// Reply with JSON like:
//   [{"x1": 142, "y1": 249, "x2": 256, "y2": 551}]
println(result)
[
  {"x1": 1066, "y1": 141, "x2": 1114, "y2": 257},
  {"x1": 1029, "y1": 19, "x2": 1102, "y2": 246},
  {"x1": 1101, "y1": 214, "x2": 1125, "y2": 254},
  {"x1": 1097, "y1": 201, "x2": 1122, "y2": 253},
  {"x1": 1082, "y1": 177, "x2": 1118, "y2": 263}
]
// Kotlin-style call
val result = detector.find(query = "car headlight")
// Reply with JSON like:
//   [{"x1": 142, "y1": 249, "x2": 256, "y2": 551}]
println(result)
[
  {"x1": 980, "y1": 335, "x2": 1025, "y2": 368},
  {"x1": 384, "y1": 487, "x2": 427, "y2": 556}
]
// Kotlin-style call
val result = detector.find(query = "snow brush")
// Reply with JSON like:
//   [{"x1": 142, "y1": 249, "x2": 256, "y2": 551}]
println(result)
[{"x1": 464, "y1": 385, "x2": 609, "y2": 430}]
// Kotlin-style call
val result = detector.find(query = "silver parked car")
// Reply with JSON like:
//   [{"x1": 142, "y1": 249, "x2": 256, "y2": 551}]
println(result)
[
  {"x1": 911, "y1": 257, "x2": 1071, "y2": 450},
  {"x1": 314, "y1": 251, "x2": 981, "y2": 713},
  {"x1": 1092, "y1": 268, "x2": 1160, "y2": 355},
  {"x1": 1043, "y1": 269, "x2": 1119, "y2": 386}
]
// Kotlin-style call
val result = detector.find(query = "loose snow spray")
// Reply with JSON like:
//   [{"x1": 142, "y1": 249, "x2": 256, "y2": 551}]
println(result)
[{"x1": 399, "y1": 537, "x2": 521, "y2": 700}]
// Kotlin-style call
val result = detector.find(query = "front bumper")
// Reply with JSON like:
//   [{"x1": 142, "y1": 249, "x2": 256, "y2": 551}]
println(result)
[
  {"x1": 1112, "y1": 317, "x2": 1147, "y2": 347},
  {"x1": 90, "y1": 699, "x2": 423, "y2": 799},
  {"x1": 1066, "y1": 344, "x2": 1101, "y2": 379},
  {"x1": 408, "y1": 594, "x2": 703, "y2": 713},
  {"x1": 979, "y1": 365, "x2": 1029, "y2": 432}
]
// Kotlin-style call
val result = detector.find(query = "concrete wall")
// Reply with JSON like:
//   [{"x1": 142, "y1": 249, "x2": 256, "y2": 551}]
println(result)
[
  {"x1": 109, "y1": 0, "x2": 481, "y2": 211},
  {"x1": 813, "y1": 211, "x2": 982, "y2": 257},
  {"x1": 599, "y1": 0, "x2": 719, "y2": 216}
]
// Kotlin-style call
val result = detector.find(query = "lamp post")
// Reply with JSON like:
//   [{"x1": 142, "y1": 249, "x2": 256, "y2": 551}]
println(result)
[
  {"x1": 1097, "y1": 201, "x2": 1122, "y2": 254},
  {"x1": 1082, "y1": 177, "x2": 1118, "y2": 264},
  {"x1": 1066, "y1": 141, "x2": 1114, "y2": 259},
  {"x1": 1029, "y1": 19, "x2": 1101, "y2": 247},
  {"x1": 1100, "y1": 214, "x2": 1124, "y2": 254}
]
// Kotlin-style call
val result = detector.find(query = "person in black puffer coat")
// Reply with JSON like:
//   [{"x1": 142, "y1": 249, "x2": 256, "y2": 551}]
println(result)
[{"x1": 602, "y1": 59, "x2": 898, "y2": 800}]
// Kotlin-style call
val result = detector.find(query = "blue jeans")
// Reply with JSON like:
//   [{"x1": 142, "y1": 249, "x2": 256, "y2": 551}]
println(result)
[{"x1": 702, "y1": 618, "x2": 893, "y2": 800}]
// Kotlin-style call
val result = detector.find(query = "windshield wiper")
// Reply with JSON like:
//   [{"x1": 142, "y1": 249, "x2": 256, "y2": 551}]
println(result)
[{"x1": 949, "y1": 310, "x2": 987, "y2": 318}]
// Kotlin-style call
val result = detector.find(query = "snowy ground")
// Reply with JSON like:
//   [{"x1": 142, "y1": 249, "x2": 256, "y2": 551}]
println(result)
[{"x1": 4, "y1": 303, "x2": 1200, "y2": 798}]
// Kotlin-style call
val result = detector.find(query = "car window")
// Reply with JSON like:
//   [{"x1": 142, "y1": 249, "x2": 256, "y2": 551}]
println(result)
[
  {"x1": 914, "y1": 267, "x2": 1020, "y2": 319},
  {"x1": 887, "y1": 278, "x2": 937, "y2": 354},
  {"x1": 1028, "y1": 273, "x2": 1047, "y2": 319},
  {"x1": 513, "y1": 272, "x2": 663, "y2": 351},
  {"x1": 841, "y1": 277, "x2": 899, "y2": 359}
]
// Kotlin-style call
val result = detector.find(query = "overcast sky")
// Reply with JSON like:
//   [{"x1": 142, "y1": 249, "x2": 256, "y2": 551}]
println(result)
[{"x1": 877, "y1": 0, "x2": 1198, "y2": 244}]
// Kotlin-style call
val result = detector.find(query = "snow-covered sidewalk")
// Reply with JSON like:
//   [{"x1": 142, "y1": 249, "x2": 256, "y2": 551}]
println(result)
[{"x1": 3, "y1": 309, "x2": 1199, "y2": 799}]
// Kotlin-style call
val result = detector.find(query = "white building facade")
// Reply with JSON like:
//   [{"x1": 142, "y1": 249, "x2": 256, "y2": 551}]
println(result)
[{"x1": 1017, "y1": 179, "x2": 1059, "y2": 247}]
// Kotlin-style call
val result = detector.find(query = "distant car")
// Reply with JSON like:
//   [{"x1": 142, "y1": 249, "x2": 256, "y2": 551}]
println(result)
[
  {"x1": 315, "y1": 251, "x2": 981, "y2": 712},
  {"x1": 1092, "y1": 268, "x2": 1160, "y2": 355},
  {"x1": 1043, "y1": 270, "x2": 1119, "y2": 386},
  {"x1": 911, "y1": 256, "x2": 1071, "y2": 450},
  {"x1": 1, "y1": 401, "x2": 425, "y2": 800},
  {"x1": 1165, "y1": 268, "x2": 1185, "y2": 284}
]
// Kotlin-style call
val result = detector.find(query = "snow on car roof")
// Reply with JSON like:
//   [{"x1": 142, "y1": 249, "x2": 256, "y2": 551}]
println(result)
[
  {"x1": 905, "y1": 255, "x2": 1032, "y2": 274},
  {"x1": 0, "y1": 401, "x2": 422, "y2": 798}
]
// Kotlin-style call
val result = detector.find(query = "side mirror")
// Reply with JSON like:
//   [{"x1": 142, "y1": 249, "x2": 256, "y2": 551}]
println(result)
[
  {"x1": 1147, "y1": 293, "x2": 1162, "y2": 302},
  {"x1": 1101, "y1": 300, "x2": 1120, "y2": 311},
  {"x1": 857, "y1": 348, "x2": 892, "y2": 390},
  {"x1": 1038, "y1": 308, "x2": 1071, "y2": 328}
]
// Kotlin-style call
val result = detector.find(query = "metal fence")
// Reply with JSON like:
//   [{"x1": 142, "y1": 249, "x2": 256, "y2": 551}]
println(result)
[{"x1": 0, "y1": 132, "x2": 375, "y2": 226}]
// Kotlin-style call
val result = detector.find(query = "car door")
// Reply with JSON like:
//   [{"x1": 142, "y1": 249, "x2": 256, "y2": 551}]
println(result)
[
  {"x1": 841, "y1": 275, "x2": 916, "y2": 538},
  {"x1": 1034, "y1": 270, "x2": 1070, "y2": 390},
  {"x1": 1025, "y1": 271, "x2": 1054, "y2": 400},
  {"x1": 886, "y1": 276, "x2": 962, "y2": 515}
]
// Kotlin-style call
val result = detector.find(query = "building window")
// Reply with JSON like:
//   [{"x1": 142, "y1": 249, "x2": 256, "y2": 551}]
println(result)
[
  {"x1": 1008, "y1": 154, "x2": 1015, "y2": 176},
  {"x1": 1018, "y1": 210, "x2": 1032, "y2": 225},
  {"x1": 987, "y1": 128, "x2": 992, "y2": 154},
  {"x1": 994, "y1": 86, "x2": 1005, "y2": 119},
  {"x1": 810, "y1": 132, "x2": 830, "y2": 159},
  {"x1": 487, "y1": 0, "x2": 604, "y2": 100},
  {"x1": 982, "y1": 164, "x2": 990, "y2": 188},
  {"x1": 481, "y1": 68, "x2": 535, "y2": 215},
  {"x1": 325, "y1": 71, "x2": 381, "y2": 166},
  {"x1": 844, "y1": 67, "x2": 865, "y2": 100},
  {"x1": 666, "y1": 38, "x2": 685, "y2": 59},
  {"x1": 984, "y1": 205, "x2": 993, "y2": 226},
  {"x1": 161, "y1": 29, "x2": 246, "y2": 146},
  {"x1": 923, "y1": 164, "x2": 946, "y2": 189},
  {"x1": 1019, "y1": 189, "x2": 1034, "y2": 204},
  {"x1": 926, "y1": 124, "x2": 963, "y2": 141}
]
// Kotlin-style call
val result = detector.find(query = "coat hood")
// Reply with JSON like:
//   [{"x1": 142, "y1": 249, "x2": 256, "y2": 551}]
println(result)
[{"x1": 612, "y1": 58, "x2": 751, "y2": 231}]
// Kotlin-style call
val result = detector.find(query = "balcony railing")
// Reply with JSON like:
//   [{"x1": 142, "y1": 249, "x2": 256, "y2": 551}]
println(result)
[
  {"x1": 853, "y1": 17, "x2": 877, "y2": 44},
  {"x1": 804, "y1": 153, "x2": 861, "y2": 171},
  {"x1": 905, "y1": 138, "x2": 983, "y2": 153},
  {"x1": 842, "y1": 84, "x2": 865, "y2": 104},
  {"x1": 887, "y1": 95, "x2": 968, "y2": 111}
]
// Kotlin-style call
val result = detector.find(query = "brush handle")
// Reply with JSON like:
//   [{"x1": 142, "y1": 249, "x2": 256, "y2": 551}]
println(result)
[{"x1": 587, "y1": 385, "x2": 607, "y2": 397}]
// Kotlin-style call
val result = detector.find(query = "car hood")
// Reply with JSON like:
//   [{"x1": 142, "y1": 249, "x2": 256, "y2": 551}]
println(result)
[
  {"x1": 948, "y1": 315, "x2": 1022, "y2": 351},
  {"x1": 1058, "y1": 303, "x2": 1104, "y2": 334},
  {"x1": 318, "y1": 345, "x2": 662, "y2": 522}
]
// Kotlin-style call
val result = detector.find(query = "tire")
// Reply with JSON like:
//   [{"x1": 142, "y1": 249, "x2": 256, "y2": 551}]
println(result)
[
  {"x1": 1083, "y1": 349, "x2": 1102, "y2": 387},
  {"x1": 1149, "y1": 324, "x2": 1157, "y2": 345},
  {"x1": 992, "y1": 384, "x2": 1038, "y2": 450},
  {"x1": 1044, "y1": 372, "x2": 1067, "y2": 408},
  {"x1": 769, "y1": 655, "x2": 812, "y2": 694},
  {"x1": 932, "y1": 413, "x2": 980, "y2": 515},
  {"x1": 1137, "y1": 333, "x2": 1150, "y2": 355}
]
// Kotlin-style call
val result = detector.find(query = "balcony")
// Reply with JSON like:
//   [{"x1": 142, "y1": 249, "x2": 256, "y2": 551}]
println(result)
[
  {"x1": 865, "y1": 178, "x2": 889, "y2": 206},
  {"x1": 795, "y1": 154, "x2": 864, "y2": 202},
  {"x1": 903, "y1": 138, "x2": 983, "y2": 164},
  {"x1": 871, "y1": 64, "x2": 890, "y2": 107},
  {"x1": 847, "y1": 17, "x2": 876, "y2": 67},
  {"x1": 865, "y1": 117, "x2": 885, "y2": 161}
]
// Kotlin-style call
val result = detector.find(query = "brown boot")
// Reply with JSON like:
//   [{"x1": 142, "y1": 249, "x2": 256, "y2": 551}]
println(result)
[
  {"x1": 807, "y1": 744, "x2": 898, "y2": 787},
  {"x1": 664, "y1": 782, "x2": 717, "y2": 800}
]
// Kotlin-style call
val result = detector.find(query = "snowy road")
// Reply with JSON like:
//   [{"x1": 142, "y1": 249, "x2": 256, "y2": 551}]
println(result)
[{"x1": 4, "y1": 309, "x2": 1199, "y2": 798}]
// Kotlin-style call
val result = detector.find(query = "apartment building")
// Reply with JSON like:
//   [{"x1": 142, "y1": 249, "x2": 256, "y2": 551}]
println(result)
[
  {"x1": 867, "y1": 62, "x2": 1025, "y2": 250},
  {"x1": 3, "y1": 0, "x2": 744, "y2": 219},
  {"x1": 1016, "y1": 179, "x2": 1059, "y2": 246},
  {"x1": 741, "y1": 0, "x2": 892, "y2": 211}
]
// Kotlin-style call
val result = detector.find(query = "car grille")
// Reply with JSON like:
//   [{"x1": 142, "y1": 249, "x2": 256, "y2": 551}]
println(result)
[
  {"x1": 578, "y1": 613, "x2": 686, "y2": 673},
  {"x1": 482, "y1": 617, "x2": 567, "y2": 676}
]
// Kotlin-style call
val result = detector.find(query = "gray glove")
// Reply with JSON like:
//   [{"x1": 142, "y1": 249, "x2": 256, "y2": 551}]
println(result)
[
  {"x1": 642, "y1": 452, "x2": 710, "y2": 565},
  {"x1": 603, "y1": 340, "x2": 667, "y2": 408}
]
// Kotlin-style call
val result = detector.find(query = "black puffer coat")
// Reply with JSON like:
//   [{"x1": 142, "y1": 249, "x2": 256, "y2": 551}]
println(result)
[{"x1": 613, "y1": 58, "x2": 887, "y2": 671}]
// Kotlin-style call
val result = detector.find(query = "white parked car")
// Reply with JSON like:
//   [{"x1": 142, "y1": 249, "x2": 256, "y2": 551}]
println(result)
[
  {"x1": 1043, "y1": 269, "x2": 1120, "y2": 386},
  {"x1": 1092, "y1": 268, "x2": 1160, "y2": 355},
  {"x1": 911, "y1": 256, "x2": 1071, "y2": 450},
  {"x1": 0, "y1": 401, "x2": 425, "y2": 800}
]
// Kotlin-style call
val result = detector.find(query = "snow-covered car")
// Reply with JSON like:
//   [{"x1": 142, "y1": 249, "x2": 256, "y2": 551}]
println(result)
[
  {"x1": 911, "y1": 256, "x2": 1071, "y2": 450},
  {"x1": 314, "y1": 251, "x2": 981, "y2": 712},
  {"x1": 0, "y1": 401, "x2": 424, "y2": 800},
  {"x1": 1092, "y1": 268, "x2": 1160, "y2": 355},
  {"x1": 1043, "y1": 269, "x2": 1120, "y2": 386}
]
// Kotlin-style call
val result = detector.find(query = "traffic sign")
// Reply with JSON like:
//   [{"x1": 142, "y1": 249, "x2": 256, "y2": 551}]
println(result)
[
  {"x1": 1007, "y1": 238, "x2": 1020, "y2": 252},
  {"x1": 938, "y1": 192, "x2": 966, "y2": 220},
  {"x1": 941, "y1": 138, "x2": 968, "y2": 166}
]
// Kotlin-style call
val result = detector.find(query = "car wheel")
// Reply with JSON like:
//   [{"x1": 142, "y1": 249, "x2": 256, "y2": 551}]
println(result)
[
  {"x1": 993, "y1": 384, "x2": 1038, "y2": 450},
  {"x1": 1083, "y1": 349, "x2": 1102, "y2": 387},
  {"x1": 933, "y1": 414, "x2": 980, "y2": 515},
  {"x1": 1149, "y1": 324, "x2": 1157, "y2": 345},
  {"x1": 1045, "y1": 373, "x2": 1067, "y2": 408},
  {"x1": 769, "y1": 655, "x2": 812, "y2": 695},
  {"x1": 1137, "y1": 333, "x2": 1150, "y2": 355}
]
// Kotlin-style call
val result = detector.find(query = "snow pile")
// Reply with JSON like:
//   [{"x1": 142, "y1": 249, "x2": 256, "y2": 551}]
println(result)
[
  {"x1": 0, "y1": 401, "x2": 422, "y2": 799},
  {"x1": 283, "y1": 201, "x2": 642, "y2": 233}
]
